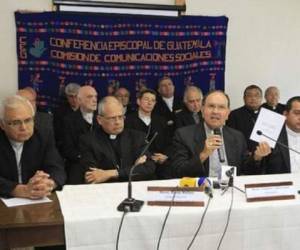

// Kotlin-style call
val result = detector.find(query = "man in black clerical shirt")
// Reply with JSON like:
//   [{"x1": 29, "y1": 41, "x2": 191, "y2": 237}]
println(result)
[
  {"x1": 175, "y1": 85, "x2": 203, "y2": 129},
  {"x1": 261, "y1": 86, "x2": 285, "y2": 114},
  {"x1": 125, "y1": 89, "x2": 172, "y2": 178},
  {"x1": 79, "y1": 96, "x2": 156, "y2": 183},
  {"x1": 227, "y1": 84, "x2": 263, "y2": 153}
]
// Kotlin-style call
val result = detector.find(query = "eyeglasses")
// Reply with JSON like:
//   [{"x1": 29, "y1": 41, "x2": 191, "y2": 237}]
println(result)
[
  {"x1": 5, "y1": 117, "x2": 34, "y2": 128},
  {"x1": 101, "y1": 115, "x2": 125, "y2": 123}
]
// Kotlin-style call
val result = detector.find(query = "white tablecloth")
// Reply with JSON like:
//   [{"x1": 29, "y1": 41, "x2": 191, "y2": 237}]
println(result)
[{"x1": 57, "y1": 173, "x2": 300, "y2": 250}]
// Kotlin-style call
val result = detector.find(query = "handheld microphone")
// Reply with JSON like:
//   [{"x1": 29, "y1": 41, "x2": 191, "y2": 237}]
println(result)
[
  {"x1": 256, "y1": 130, "x2": 300, "y2": 155},
  {"x1": 213, "y1": 128, "x2": 225, "y2": 162},
  {"x1": 117, "y1": 132, "x2": 158, "y2": 212},
  {"x1": 179, "y1": 177, "x2": 213, "y2": 198}
]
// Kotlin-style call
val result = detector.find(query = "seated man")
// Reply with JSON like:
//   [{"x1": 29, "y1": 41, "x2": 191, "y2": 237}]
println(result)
[
  {"x1": 62, "y1": 85, "x2": 98, "y2": 184},
  {"x1": 170, "y1": 90, "x2": 270, "y2": 178},
  {"x1": 255, "y1": 96, "x2": 300, "y2": 174},
  {"x1": 261, "y1": 86, "x2": 285, "y2": 114},
  {"x1": 115, "y1": 87, "x2": 134, "y2": 114},
  {"x1": 0, "y1": 95, "x2": 65, "y2": 198},
  {"x1": 125, "y1": 88, "x2": 171, "y2": 178},
  {"x1": 175, "y1": 85, "x2": 203, "y2": 129},
  {"x1": 80, "y1": 96, "x2": 156, "y2": 184}
]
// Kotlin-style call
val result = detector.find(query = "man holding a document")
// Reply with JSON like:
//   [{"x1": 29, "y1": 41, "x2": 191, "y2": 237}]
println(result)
[
  {"x1": 0, "y1": 95, "x2": 65, "y2": 199},
  {"x1": 256, "y1": 96, "x2": 300, "y2": 174},
  {"x1": 170, "y1": 90, "x2": 270, "y2": 178}
]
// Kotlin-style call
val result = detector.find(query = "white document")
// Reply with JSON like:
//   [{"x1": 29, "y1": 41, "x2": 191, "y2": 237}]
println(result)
[
  {"x1": 1, "y1": 196, "x2": 52, "y2": 207},
  {"x1": 147, "y1": 190, "x2": 205, "y2": 202},
  {"x1": 246, "y1": 185, "x2": 296, "y2": 199},
  {"x1": 250, "y1": 107, "x2": 285, "y2": 148}
]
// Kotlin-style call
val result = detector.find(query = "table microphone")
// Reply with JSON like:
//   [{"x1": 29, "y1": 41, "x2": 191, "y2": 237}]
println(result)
[
  {"x1": 117, "y1": 132, "x2": 158, "y2": 212},
  {"x1": 256, "y1": 130, "x2": 300, "y2": 155},
  {"x1": 213, "y1": 128, "x2": 225, "y2": 162}
]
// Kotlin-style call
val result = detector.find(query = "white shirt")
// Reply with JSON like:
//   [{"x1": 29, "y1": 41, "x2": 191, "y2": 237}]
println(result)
[
  {"x1": 81, "y1": 110, "x2": 94, "y2": 124},
  {"x1": 162, "y1": 96, "x2": 174, "y2": 112},
  {"x1": 286, "y1": 126, "x2": 300, "y2": 173},
  {"x1": 138, "y1": 110, "x2": 151, "y2": 126},
  {"x1": 9, "y1": 140, "x2": 24, "y2": 184}
]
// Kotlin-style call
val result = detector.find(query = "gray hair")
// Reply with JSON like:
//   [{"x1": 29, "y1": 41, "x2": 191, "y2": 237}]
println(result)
[
  {"x1": 0, "y1": 95, "x2": 35, "y2": 121},
  {"x1": 98, "y1": 96, "x2": 123, "y2": 116},
  {"x1": 65, "y1": 83, "x2": 80, "y2": 96},
  {"x1": 183, "y1": 86, "x2": 203, "y2": 103}
]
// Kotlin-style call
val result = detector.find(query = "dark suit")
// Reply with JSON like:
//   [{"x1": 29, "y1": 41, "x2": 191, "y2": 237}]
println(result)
[
  {"x1": 62, "y1": 110, "x2": 98, "y2": 184},
  {"x1": 262, "y1": 127, "x2": 292, "y2": 174},
  {"x1": 175, "y1": 106, "x2": 202, "y2": 129},
  {"x1": 125, "y1": 112, "x2": 171, "y2": 154},
  {"x1": 227, "y1": 105, "x2": 260, "y2": 152},
  {"x1": 53, "y1": 102, "x2": 76, "y2": 152},
  {"x1": 79, "y1": 127, "x2": 156, "y2": 182},
  {"x1": 261, "y1": 102, "x2": 285, "y2": 114},
  {"x1": 170, "y1": 123, "x2": 251, "y2": 178},
  {"x1": 153, "y1": 95, "x2": 182, "y2": 136},
  {"x1": 35, "y1": 111, "x2": 53, "y2": 133},
  {"x1": 0, "y1": 129, "x2": 66, "y2": 197}
]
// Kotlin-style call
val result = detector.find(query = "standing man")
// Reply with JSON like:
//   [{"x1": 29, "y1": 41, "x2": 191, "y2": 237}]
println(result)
[
  {"x1": 227, "y1": 84, "x2": 263, "y2": 153},
  {"x1": 170, "y1": 90, "x2": 269, "y2": 178},
  {"x1": 80, "y1": 96, "x2": 156, "y2": 183},
  {"x1": 261, "y1": 86, "x2": 285, "y2": 114},
  {"x1": 62, "y1": 85, "x2": 98, "y2": 184},
  {"x1": 153, "y1": 76, "x2": 182, "y2": 135},
  {"x1": 0, "y1": 95, "x2": 65, "y2": 198},
  {"x1": 175, "y1": 86, "x2": 203, "y2": 129}
]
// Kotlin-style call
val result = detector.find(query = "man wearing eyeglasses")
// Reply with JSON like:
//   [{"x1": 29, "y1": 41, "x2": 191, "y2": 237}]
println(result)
[
  {"x1": 0, "y1": 95, "x2": 65, "y2": 198},
  {"x1": 79, "y1": 96, "x2": 156, "y2": 184}
]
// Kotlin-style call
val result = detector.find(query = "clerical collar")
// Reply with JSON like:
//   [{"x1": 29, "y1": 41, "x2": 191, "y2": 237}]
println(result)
[
  {"x1": 109, "y1": 134, "x2": 117, "y2": 140},
  {"x1": 286, "y1": 125, "x2": 300, "y2": 137},
  {"x1": 9, "y1": 139, "x2": 24, "y2": 149},
  {"x1": 138, "y1": 110, "x2": 151, "y2": 126},
  {"x1": 81, "y1": 109, "x2": 94, "y2": 124}
]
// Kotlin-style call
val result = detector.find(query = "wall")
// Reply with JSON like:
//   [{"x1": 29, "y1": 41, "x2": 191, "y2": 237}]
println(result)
[{"x1": 1, "y1": 0, "x2": 299, "y2": 108}]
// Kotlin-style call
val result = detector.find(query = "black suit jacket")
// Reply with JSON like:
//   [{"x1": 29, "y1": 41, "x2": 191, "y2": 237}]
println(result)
[
  {"x1": 262, "y1": 127, "x2": 291, "y2": 174},
  {"x1": 175, "y1": 106, "x2": 202, "y2": 129},
  {"x1": 170, "y1": 123, "x2": 250, "y2": 178},
  {"x1": 261, "y1": 102, "x2": 285, "y2": 114},
  {"x1": 153, "y1": 95, "x2": 182, "y2": 135},
  {"x1": 0, "y1": 129, "x2": 66, "y2": 197},
  {"x1": 62, "y1": 110, "x2": 98, "y2": 163},
  {"x1": 227, "y1": 105, "x2": 260, "y2": 152},
  {"x1": 79, "y1": 127, "x2": 156, "y2": 182}
]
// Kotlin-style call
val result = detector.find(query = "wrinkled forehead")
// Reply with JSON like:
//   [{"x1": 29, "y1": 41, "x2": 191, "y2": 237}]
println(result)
[{"x1": 4, "y1": 104, "x2": 33, "y2": 120}]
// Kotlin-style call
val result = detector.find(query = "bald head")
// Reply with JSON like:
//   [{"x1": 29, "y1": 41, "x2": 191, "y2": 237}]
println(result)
[{"x1": 97, "y1": 96, "x2": 124, "y2": 135}]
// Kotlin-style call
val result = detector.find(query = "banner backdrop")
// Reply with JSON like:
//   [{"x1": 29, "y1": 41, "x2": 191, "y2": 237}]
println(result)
[{"x1": 15, "y1": 11, "x2": 228, "y2": 111}]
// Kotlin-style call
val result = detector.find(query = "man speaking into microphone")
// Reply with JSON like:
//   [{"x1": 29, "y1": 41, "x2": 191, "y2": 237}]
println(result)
[
  {"x1": 170, "y1": 90, "x2": 270, "y2": 179},
  {"x1": 79, "y1": 96, "x2": 156, "y2": 184}
]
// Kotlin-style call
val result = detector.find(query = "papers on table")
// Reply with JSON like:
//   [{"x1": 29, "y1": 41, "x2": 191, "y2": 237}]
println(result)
[
  {"x1": 1, "y1": 196, "x2": 52, "y2": 207},
  {"x1": 250, "y1": 107, "x2": 285, "y2": 148}
]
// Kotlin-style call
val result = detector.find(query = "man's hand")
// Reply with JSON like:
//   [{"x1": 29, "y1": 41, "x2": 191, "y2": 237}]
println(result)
[
  {"x1": 85, "y1": 168, "x2": 118, "y2": 184},
  {"x1": 151, "y1": 153, "x2": 168, "y2": 164},
  {"x1": 134, "y1": 155, "x2": 147, "y2": 166},
  {"x1": 253, "y1": 142, "x2": 272, "y2": 161},
  {"x1": 199, "y1": 134, "x2": 222, "y2": 162},
  {"x1": 12, "y1": 170, "x2": 56, "y2": 199}
]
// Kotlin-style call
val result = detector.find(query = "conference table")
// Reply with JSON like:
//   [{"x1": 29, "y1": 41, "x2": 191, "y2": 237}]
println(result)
[{"x1": 1, "y1": 173, "x2": 300, "y2": 250}]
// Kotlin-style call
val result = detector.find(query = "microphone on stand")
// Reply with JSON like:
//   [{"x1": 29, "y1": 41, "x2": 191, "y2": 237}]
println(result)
[
  {"x1": 117, "y1": 132, "x2": 158, "y2": 212},
  {"x1": 256, "y1": 130, "x2": 300, "y2": 155},
  {"x1": 213, "y1": 128, "x2": 225, "y2": 162}
]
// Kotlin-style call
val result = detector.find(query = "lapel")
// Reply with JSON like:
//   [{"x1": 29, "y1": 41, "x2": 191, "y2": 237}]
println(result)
[
  {"x1": 0, "y1": 131, "x2": 20, "y2": 181},
  {"x1": 277, "y1": 128, "x2": 291, "y2": 172},
  {"x1": 119, "y1": 130, "x2": 133, "y2": 168}
]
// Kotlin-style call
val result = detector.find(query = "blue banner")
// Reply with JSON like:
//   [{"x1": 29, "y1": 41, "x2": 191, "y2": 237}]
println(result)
[{"x1": 15, "y1": 11, "x2": 228, "y2": 111}]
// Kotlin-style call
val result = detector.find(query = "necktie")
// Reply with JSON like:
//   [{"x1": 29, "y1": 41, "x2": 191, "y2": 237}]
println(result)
[{"x1": 193, "y1": 112, "x2": 200, "y2": 124}]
